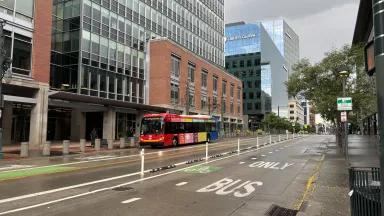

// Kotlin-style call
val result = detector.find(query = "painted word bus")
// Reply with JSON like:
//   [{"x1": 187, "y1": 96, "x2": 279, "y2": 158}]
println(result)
[{"x1": 140, "y1": 113, "x2": 219, "y2": 147}]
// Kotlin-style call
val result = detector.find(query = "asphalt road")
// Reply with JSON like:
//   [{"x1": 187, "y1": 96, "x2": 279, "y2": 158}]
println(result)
[{"x1": 0, "y1": 135, "x2": 330, "y2": 216}]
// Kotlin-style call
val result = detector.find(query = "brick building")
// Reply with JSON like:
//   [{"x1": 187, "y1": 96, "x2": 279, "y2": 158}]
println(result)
[
  {"x1": 149, "y1": 38, "x2": 243, "y2": 133},
  {"x1": 1, "y1": 0, "x2": 52, "y2": 149}
]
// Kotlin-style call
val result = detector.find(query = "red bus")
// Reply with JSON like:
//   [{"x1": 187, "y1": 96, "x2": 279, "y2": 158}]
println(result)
[{"x1": 140, "y1": 113, "x2": 219, "y2": 147}]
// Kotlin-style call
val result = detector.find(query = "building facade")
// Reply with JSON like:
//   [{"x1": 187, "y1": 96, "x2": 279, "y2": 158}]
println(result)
[
  {"x1": 0, "y1": 0, "x2": 52, "y2": 150},
  {"x1": 262, "y1": 19, "x2": 300, "y2": 76},
  {"x1": 48, "y1": 0, "x2": 226, "y2": 141},
  {"x1": 225, "y1": 22, "x2": 287, "y2": 130},
  {"x1": 149, "y1": 38, "x2": 243, "y2": 133},
  {"x1": 288, "y1": 98, "x2": 304, "y2": 126}
]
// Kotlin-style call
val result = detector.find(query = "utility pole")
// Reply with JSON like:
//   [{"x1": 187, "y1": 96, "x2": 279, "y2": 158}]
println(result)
[{"x1": 372, "y1": 0, "x2": 384, "y2": 213}]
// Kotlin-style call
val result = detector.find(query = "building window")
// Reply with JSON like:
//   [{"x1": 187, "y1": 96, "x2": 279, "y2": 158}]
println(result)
[
  {"x1": 232, "y1": 61, "x2": 237, "y2": 68},
  {"x1": 255, "y1": 103, "x2": 261, "y2": 110},
  {"x1": 290, "y1": 104, "x2": 294, "y2": 108},
  {"x1": 247, "y1": 81, "x2": 252, "y2": 88},
  {"x1": 201, "y1": 71, "x2": 208, "y2": 88},
  {"x1": 12, "y1": 33, "x2": 32, "y2": 76},
  {"x1": 239, "y1": 60, "x2": 244, "y2": 67},
  {"x1": 189, "y1": 92, "x2": 195, "y2": 107},
  {"x1": 171, "y1": 83, "x2": 179, "y2": 104},
  {"x1": 201, "y1": 95, "x2": 207, "y2": 110},
  {"x1": 230, "y1": 102, "x2": 234, "y2": 114},
  {"x1": 249, "y1": 92, "x2": 254, "y2": 99},
  {"x1": 237, "y1": 104, "x2": 241, "y2": 114},
  {"x1": 171, "y1": 55, "x2": 180, "y2": 78},
  {"x1": 247, "y1": 103, "x2": 252, "y2": 110},
  {"x1": 213, "y1": 96, "x2": 218, "y2": 111},
  {"x1": 247, "y1": 60, "x2": 252, "y2": 67},
  {"x1": 222, "y1": 99, "x2": 226, "y2": 113},
  {"x1": 290, "y1": 111, "x2": 294, "y2": 114},
  {"x1": 222, "y1": 81, "x2": 227, "y2": 96},
  {"x1": 237, "y1": 87, "x2": 241, "y2": 99},
  {"x1": 213, "y1": 76, "x2": 218, "y2": 93},
  {"x1": 230, "y1": 84, "x2": 234, "y2": 98},
  {"x1": 188, "y1": 63, "x2": 195, "y2": 82}
]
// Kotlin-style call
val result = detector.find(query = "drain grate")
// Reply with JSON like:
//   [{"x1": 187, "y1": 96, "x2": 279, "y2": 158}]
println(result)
[
  {"x1": 265, "y1": 204, "x2": 298, "y2": 216},
  {"x1": 112, "y1": 186, "x2": 134, "y2": 192}
]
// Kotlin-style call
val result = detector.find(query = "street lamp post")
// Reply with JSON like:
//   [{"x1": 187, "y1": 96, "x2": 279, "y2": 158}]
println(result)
[{"x1": 339, "y1": 70, "x2": 349, "y2": 161}]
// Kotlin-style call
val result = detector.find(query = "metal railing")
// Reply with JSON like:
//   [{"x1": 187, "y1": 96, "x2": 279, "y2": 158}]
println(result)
[{"x1": 349, "y1": 167, "x2": 381, "y2": 216}]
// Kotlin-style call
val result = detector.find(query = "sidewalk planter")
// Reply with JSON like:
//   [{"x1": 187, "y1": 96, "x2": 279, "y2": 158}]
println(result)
[
  {"x1": 120, "y1": 138, "x2": 125, "y2": 149},
  {"x1": 43, "y1": 141, "x2": 51, "y2": 156},
  {"x1": 349, "y1": 167, "x2": 381, "y2": 216},
  {"x1": 20, "y1": 142, "x2": 29, "y2": 158},
  {"x1": 63, "y1": 140, "x2": 70, "y2": 155}
]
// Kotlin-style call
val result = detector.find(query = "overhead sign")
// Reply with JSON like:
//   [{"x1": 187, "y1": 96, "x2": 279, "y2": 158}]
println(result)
[
  {"x1": 341, "y1": 111, "x2": 347, "y2": 122},
  {"x1": 337, "y1": 97, "x2": 352, "y2": 111}
]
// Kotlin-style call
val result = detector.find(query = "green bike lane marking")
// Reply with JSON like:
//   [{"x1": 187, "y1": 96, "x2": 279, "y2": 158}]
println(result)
[
  {"x1": 0, "y1": 166, "x2": 78, "y2": 181},
  {"x1": 183, "y1": 165, "x2": 222, "y2": 174}
]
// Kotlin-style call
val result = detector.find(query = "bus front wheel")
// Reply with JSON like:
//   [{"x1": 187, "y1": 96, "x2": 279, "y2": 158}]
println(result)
[{"x1": 172, "y1": 137, "x2": 178, "y2": 147}]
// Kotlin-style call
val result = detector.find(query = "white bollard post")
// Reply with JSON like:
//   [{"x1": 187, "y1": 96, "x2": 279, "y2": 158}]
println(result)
[
  {"x1": 63, "y1": 140, "x2": 70, "y2": 155},
  {"x1": 120, "y1": 137, "x2": 126, "y2": 149},
  {"x1": 257, "y1": 136, "x2": 259, "y2": 149},
  {"x1": 140, "y1": 148, "x2": 145, "y2": 176},
  {"x1": 95, "y1": 139, "x2": 101, "y2": 151},
  {"x1": 286, "y1": 132, "x2": 289, "y2": 140},
  {"x1": 130, "y1": 137, "x2": 135, "y2": 147},
  {"x1": 269, "y1": 135, "x2": 272, "y2": 144},
  {"x1": 80, "y1": 139, "x2": 86, "y2": 153},
  {"x1": 237, "y1": 138, "x2": 240, "y2": 154},
  {"x1": 206, "y1": 142, "x2": 209, "y2": 161},
  {"x1": 43, "y1": 141, "x2": 51, "y2": 156},
  {"x1": 20, "y1": 142, "x2": 29, "y2": 157}
]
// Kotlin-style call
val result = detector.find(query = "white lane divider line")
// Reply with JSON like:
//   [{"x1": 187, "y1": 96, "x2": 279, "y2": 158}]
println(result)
[
  {"x1": 268, "y1": 152, "x2": 273, "y2": 154},
  {"x1": 176, "y1": 182, "x2": 188, "y2": 186},
  {"x1": 251, "y1": 158, "x2": 257, "y2": 160},
  {"x1": 121, "y1": 198, "x2": 141, "y2": 204},
  {"x1": 261, "y1": 155, "x2": 266, "y2": 157},
  {"x1": 239, "y1": 162, "x2": 245, "y2": 164},
  {"x1": 275, "y1": 150, "x2": 279, "y2": 152}
]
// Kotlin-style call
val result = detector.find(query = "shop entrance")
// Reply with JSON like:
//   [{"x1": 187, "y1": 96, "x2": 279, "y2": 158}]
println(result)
[
  {"x1": 11, "y1": 103, "x2": 31, "y2": 144},
  {"x1": 86, "y1": 112, "x2": 103, "y2": 140}
]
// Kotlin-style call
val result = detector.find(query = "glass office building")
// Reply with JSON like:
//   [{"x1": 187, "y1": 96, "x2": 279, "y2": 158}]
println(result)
[
  {"x1": 262, "y1": 19, "x2": 300, "y2": 76},
  {"x1": 51, "y1": 0, "x2": 225, "y2": 104},
  {"x1": 225, "y1": 22, "x2": 287, "y2": 129}
]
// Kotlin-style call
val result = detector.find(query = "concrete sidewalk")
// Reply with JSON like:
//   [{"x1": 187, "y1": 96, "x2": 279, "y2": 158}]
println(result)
[{"x1": 298, "y1": 135, "x2": 379, "y2": 216}]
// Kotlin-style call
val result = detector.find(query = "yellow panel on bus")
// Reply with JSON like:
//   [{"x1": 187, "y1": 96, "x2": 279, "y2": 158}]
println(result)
[{"x1": 198, "y1": 132, "x2": 207, "y2": 142}]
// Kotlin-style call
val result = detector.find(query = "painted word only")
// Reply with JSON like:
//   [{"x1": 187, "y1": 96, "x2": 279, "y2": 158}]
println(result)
[
  {"x1": 248, "y1": 161, "x2": 294, "y2": 170},
  {"x1": 196, "y1": 178, "x2": 263, "y2": 198}
]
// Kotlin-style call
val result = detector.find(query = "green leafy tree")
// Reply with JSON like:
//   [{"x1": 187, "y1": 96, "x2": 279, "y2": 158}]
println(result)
[{"x1": 286, "y1": 44, "x2": 376, "y2": 145}]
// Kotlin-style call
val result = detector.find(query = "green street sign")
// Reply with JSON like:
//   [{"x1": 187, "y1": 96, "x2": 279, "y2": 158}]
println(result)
[{"x1": 337, "y1": 97, "x2": 352, "y2": 111}]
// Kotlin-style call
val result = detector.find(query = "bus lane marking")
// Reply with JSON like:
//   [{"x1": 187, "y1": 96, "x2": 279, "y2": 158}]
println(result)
[
  {"x1": 196, "y1": 178, "x2": 263, "y2": 198},
  {"x1": 176, "y1": 182, "x2": 188, "y2": 186},
  {"x1": 248, "y1": 161, "x2": 294, "y2": 170},
  {"x1": 121, "y1": 198, "x2": 141, "y2": 204}
]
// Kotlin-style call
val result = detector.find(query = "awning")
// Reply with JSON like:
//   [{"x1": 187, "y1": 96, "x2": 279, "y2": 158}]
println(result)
[{"x1": 49, "y1": 91, "x2": 168, "y2": 113}]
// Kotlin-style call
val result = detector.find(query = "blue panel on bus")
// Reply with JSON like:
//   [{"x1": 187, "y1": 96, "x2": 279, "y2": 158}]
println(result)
[{"x1": 209, "y1": 132, "x2": 219, "y2": 141}]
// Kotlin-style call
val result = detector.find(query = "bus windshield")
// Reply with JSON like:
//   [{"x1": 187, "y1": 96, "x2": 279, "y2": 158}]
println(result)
[{"x1": 141, "y1": 118, "x2": 163, "y2": 135}]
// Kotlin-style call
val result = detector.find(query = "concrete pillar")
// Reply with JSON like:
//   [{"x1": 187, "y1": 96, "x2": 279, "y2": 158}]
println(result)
[
  {"x1": 29, "y1": 87, "x2": 48, "y2": 151},
  {"x1": 107, "y1": 139, "x2": 113, "y2": 150},
  {"x1": 95, "y1": 138, "x2": 101, "y2": 151},
  {"x1": 80, "y1": 139, "x2": 86, "y2": 153},
  {"x1": 135, "y1": 111, "x2": 144, "y2": 137},
  {"x1": 71, "y1": 110, "x2": 86, "y2": 141},
  {"x1": 103, "y1": 108, "x2": 116, "y2": 141},
  {"x1": 42, "y1": 141, "x2": 51, "y2": 156},
  {"x1": 63, "y1": 140, "x2": 70, "y2": 155},
  {"x1": 130, "y1": 137, "x2": 135, "y2": 147},
  {"x1": 20, "y1": 142, "x2": 29, "y2": 157},
  {"x1": 120, "y1": 137, "x2": 125, "y2": 149},
  {"x1": 2, "y1": 102, "x2": 12, "y2": 146}
]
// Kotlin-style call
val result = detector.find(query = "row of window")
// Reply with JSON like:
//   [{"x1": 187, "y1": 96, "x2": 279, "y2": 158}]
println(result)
[
  {"x1": 4, "y1": 30, "x2": 32, "y2": 76},
  {"x1": 243, "y1": 92, "x2": 262, "y2": 100},
  {"x1": 225, "y1": 59, "x2": 261, "y2": 69},
  {"x1": 0, "y1": 0, "x2": 34, "y2": 22},
  {"x1": 78, "y1": 0, "x2": 224, "y2": 66},
  {"x1": 246, "y1": 102, "x2": 262, "y2": 111}
]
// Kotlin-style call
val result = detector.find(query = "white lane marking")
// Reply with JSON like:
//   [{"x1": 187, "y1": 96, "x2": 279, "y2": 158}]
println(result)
[
  {"x1": 0, "y1": 165, "x2": 34, "y2": 171},
  {"x1": 75, "y1": 155, "x2": 117, "y2": 161},
  {"x1": 176, "y1": 182, "x2": 188, "y2": 186},
  {"x1": 121, "y1": 198, "x2": 141, "y2": 204},
  {"x1": 261, "y1": 155, "x2": 266, "y2": 157},
  {"x1": 0, "y1": 136, "x2": 267, "y2": 174},
  {"x1": 268, "y1": 152, "x2": 273, "y2": 154},
  {"x1": 239, "y1": 162, "x2": 245, "y2": 164},
  {"x1": 275, "y1": 150, "x2": 279, "y2": 152},
  {"x1": 251, "y1": 158, "x2": 257, "y2": 160},
  {"x1": 0, "y1": 136, "x2": 305, "y2": 214}
]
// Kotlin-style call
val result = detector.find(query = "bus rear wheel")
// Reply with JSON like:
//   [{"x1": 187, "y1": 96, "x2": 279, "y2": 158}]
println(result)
[{"x1": 172, "y1": 137, "x2": 178, "y2": 147}]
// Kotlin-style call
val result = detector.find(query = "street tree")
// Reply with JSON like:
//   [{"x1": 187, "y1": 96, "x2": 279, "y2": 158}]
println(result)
[{"x1": 286, "y1": 44, "x2": 376, "y2": 146}]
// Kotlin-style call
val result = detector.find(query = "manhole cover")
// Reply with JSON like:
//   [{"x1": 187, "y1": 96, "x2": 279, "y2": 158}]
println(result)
[
  {"x1": 265, "y1": 204, "x2": 298, "y2": 216},
  {"x1": 112, "y1": 186, "x2": 134, "y2": 192}
]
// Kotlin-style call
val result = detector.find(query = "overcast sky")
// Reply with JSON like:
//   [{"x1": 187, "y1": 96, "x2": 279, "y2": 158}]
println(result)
[{"x1": 225, "y1": 0, "x2": 360, "y2": 63}]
